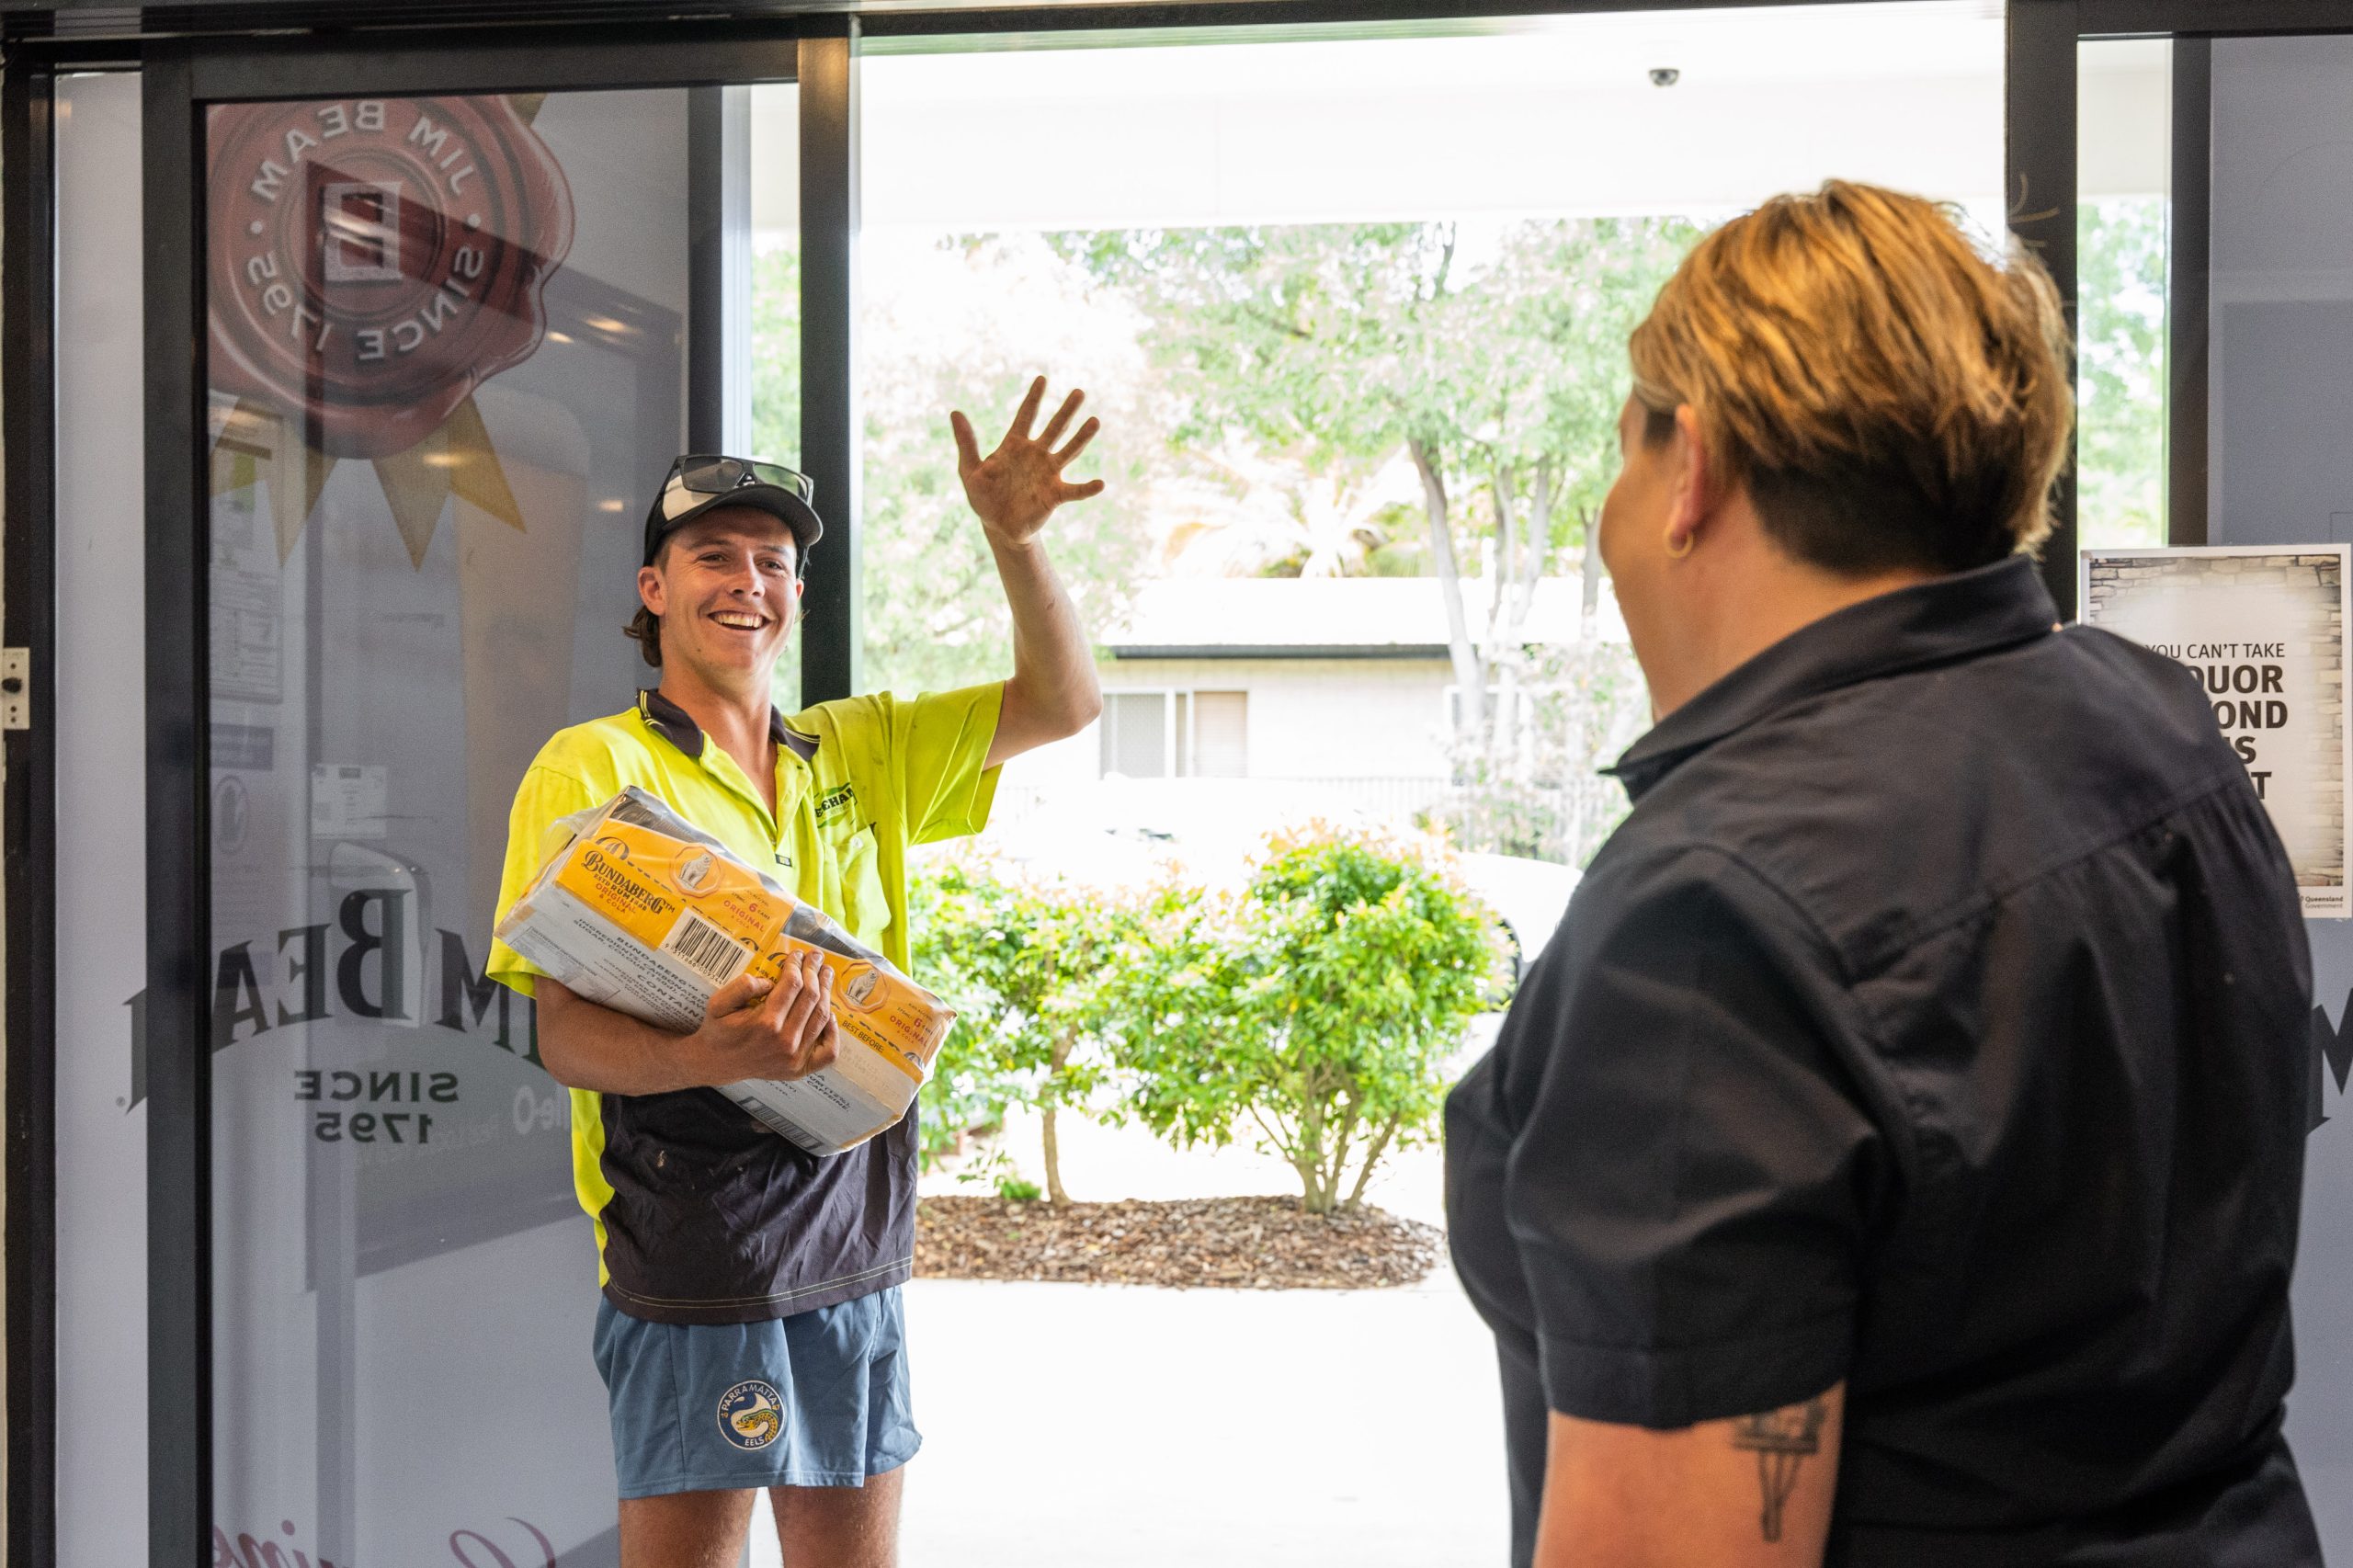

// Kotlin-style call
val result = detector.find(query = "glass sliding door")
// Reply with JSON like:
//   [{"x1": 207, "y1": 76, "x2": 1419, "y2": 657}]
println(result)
[
  {"x1": 2204, "y1": 35, "x2": 2353, "y2": 1555},
  {"x1": 179, "y1": 60, "x2": 802, "y2": 1564}
]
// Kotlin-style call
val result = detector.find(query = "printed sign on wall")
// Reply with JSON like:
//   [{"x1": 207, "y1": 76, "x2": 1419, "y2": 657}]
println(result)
[{"x1": 2082, "y1": 546, "x2": 2352, "y2": 917}]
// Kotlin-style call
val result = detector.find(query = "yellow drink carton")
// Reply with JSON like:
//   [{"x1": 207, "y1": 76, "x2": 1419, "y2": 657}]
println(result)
[{"x1": 495, "y1": 787, "x2": 955, "y2": 1154}]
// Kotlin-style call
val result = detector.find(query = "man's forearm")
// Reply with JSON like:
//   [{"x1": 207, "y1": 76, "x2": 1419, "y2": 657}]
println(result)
[
  {"x1": 536, "y1": 980, "x2": 712, "y2": 1096},
  {"x1": 988, "y1": 531, "x2": 1101, "y2": 763}
]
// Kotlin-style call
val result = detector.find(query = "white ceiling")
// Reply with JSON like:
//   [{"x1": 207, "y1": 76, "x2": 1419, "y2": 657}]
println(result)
[{"x1": 750, "y1": 6, "x2": 2168, "y2": 241}]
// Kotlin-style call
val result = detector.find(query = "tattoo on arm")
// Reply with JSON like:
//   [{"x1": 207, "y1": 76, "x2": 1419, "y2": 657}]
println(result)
[{"x1": 1728, "y1": 1398, "x2": 1829, "y2": 1543}]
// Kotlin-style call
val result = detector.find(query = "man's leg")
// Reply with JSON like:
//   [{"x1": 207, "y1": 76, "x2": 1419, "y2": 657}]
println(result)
[
  {"x1": 770, "y1": 1462, "x2": 906, "y2": 1568},
  {"x1": 620, "y1": 1487, "x2": 756, "y2": 1568}
]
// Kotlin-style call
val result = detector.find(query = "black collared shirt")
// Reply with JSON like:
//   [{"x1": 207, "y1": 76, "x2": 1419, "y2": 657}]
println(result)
[{"x1": 1445, "y1": 557, "x2": 2322, "y2": 1566}]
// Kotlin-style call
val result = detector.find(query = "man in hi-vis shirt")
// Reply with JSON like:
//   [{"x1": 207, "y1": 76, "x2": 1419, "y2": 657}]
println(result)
[{"x1": 489, "y1": 380, "x2": 1105, "y2": 1568}]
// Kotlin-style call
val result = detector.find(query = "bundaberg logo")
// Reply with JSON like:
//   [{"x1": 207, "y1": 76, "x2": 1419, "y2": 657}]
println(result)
[
  {"x1": 719, "y1": 1381, "x2": 785, "y2": 1451},
  {"x1": 207, "y1": 95, "x2": 575, "y2": 566}
]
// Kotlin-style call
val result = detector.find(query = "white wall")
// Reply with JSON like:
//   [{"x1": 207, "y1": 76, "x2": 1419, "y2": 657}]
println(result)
[{"x1": 1099, "y1": 657, "x2": 1456, "y2": 779}]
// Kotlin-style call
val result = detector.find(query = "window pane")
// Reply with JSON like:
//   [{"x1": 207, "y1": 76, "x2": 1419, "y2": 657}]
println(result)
[
  {"x1": 54, "y1": 69, "x2": 149, "y2": 1567},
  {"x1": 2077, "y1": 39, "x2": 2172, "y2": 550},
  {"x1": 1194, "y1": 690, "x2": 1249, "y2": 778},
  {"x1": 200, "y1": 83, "x2": 790, "y2": 1562},
  {"x1": 1102, "y1": 690, "x2": 1168, "y2": 777}
]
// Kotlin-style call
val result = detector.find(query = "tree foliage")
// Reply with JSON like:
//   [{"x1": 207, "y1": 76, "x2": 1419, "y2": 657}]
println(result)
[
  {"x1": 754, "y1": 233, "x2": 1163, "y2": 698},
  {"x1": 1056, "y1": 219, "x2": 1696, "y2": 861},
  {"x1": 910, "y1": 850, "x2": 1137, "y2": 1203},
  {"x1": 2075, "y1": 198, "x2": 2167, "y2": 550},
  {"x1": 1111, "y1": 824, "x2": 1506, "y2": 1214}
]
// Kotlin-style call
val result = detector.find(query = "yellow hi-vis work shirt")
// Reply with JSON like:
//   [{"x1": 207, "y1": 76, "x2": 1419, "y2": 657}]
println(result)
[{"x1": 489, "y1": 683, "x2": 1002, "y2": 1324}]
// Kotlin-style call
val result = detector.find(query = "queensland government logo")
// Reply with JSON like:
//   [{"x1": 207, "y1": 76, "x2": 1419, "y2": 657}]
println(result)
[
  {"x1": 207, "y1": 94, "x2": 574, "y2": 566},
  {"x1": 719, "y1": 1380, "x2": 785, "y2": 1451}
]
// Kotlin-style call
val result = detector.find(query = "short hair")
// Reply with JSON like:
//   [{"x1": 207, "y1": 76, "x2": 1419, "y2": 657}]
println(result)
[{"x1": 1627, "y1": 180, "x2": 2075, "y2": 576}]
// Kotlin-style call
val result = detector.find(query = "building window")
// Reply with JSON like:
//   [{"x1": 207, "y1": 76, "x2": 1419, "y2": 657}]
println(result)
[
  {"x1": 1192, "y1": 690, "x2": 1248, "y2": 778},
  {"x1": 1100, "y1": 688, "x2": 1248, "y2": 778}
]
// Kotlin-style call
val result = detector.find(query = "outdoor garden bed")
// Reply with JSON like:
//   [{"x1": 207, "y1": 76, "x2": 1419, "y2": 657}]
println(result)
[{"x1": 915, "y1": 1195, "x2": 1444, "y2": 1290}]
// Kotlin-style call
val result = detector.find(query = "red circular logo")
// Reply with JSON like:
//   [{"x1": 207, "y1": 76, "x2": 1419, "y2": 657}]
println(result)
[{"x1": 208, "y1": 97, "x2": 574, "y2": 460}]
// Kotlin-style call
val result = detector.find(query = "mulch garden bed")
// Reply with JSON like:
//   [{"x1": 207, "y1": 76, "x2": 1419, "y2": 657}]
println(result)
[{"x1": 915, "y1": 1194, "x2": 1445, "y2": 1290}]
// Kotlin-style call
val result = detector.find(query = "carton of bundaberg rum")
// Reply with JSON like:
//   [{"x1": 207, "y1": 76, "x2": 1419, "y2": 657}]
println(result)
[{"x1": 495, "y1": 787, "x2": 954, "y2": 1155}]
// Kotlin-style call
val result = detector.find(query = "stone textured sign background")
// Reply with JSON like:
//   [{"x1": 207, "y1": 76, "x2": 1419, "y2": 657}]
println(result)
[{"x1": 2084, "y1": 546, "x2": 2350, "y2": 916}]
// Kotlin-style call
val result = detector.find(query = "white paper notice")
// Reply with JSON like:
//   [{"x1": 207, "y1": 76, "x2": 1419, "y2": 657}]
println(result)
[
  {"x1": 310, "y1": 762, "x2": 389, "y2": 840},
  {"x1": 2082, "y1": 546, "x2": 2352, "y2": 917}
]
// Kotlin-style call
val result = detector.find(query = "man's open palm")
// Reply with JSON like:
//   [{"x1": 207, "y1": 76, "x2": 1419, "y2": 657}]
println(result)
[{"x1": 951, "y1": 377, "x2": 1106, "y2": 545}]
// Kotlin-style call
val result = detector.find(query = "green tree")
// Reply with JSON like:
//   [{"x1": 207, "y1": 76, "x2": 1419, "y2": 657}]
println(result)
[
  {"x1": 750, "y1": 244, "x2": 801, "y2": 471},
  {"x1": 755, "y1": 233, "x2": 1163, "y2": 698},
  {"x1": 2075, "y1": 199, "x2": 2167, "y2": 550},
  {"x1": 1059, "y1": 218, "x2": 1696, "y2": 856},
  {"x1": 1113, "y1": 824, "x2": 1506, "y2": 1214},
  {"x1": 911, "y1": 849, "x2": 1134, "y2": 1205}
]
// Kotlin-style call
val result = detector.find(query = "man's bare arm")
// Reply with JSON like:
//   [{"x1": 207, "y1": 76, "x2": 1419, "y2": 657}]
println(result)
[
  {"x1": 536, "y1": 949, "x2": 840, "y2": 1096},
  {"x1": 951, "y1": 377, "x2": 1106, "y2": 767},
  {"x1": 984, "y1": 528, "x2": 1100, "y2": 767},
  {"x1": 1534, "y1": 1384, "x2": 1844, "y2": 1568}
]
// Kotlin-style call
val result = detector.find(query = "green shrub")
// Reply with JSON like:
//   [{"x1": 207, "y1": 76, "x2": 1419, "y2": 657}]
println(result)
[
  {"x1": 1111, "y1": 823, "x2": 1506, "y2": 1214},
  {"x1": 910, "y1": 850, "x2": 1137, "y2": 1203}
]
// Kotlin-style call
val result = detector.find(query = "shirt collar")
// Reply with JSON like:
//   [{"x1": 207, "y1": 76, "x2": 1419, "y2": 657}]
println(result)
[
  {"x1": 637, "y1": 687, "x2": 819, "y2": 766},
  {"x1": 1607, "y1": 554, "x2": 2061, "y2": 802}
]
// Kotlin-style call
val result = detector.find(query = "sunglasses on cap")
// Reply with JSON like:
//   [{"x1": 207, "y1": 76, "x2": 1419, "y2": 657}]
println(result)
[
  {"x1": 646, "y1": 453, "x2": 824, "y2": 569},
  {"x1": 667, "y1": 454, "x2": 815, "y2": 505}
]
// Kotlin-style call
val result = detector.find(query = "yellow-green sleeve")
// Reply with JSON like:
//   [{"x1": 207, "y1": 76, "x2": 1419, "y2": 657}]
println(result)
[
  {"x1": 894, "y1": 681, "x2": 1006, "y2": 846},
  {"x1": 487, "y1": 763, "x2": 606, "y2": 997}
]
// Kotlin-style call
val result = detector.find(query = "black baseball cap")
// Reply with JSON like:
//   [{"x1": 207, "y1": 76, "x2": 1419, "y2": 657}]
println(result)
[{"x1": 643, "y1": 454, "x2": 824, "y2": 568}]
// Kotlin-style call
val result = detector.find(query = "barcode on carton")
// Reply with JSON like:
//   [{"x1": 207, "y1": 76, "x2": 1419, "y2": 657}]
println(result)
[{"x1": 661, "y1": 909, "x2": 753, "y2": 985}]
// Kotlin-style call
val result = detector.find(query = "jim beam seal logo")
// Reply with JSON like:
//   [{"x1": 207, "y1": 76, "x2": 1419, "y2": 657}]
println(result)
[{"x1": 208, "y1": 95, "x2": 575, "y2": 565}]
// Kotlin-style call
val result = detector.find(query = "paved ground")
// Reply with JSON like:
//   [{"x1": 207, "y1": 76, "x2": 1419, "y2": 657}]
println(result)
[
  {"x1": 749, "y1": 1273, "x2": 1509, "y2": 1568},
  {"x1": 748, "y1": 1027, "x2": 1510, "y2": 1567}
]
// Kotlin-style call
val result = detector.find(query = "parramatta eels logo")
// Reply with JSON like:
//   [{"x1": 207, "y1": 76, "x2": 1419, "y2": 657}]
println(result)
[
  {"x1": 207, "y1": 95, "x2": 574, "y2": 567},
  {"x1": 718, "y1": 1381, "x2": 786, "y2": 1451}
]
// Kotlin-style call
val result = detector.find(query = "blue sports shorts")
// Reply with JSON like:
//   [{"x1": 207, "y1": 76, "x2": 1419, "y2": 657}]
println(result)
[{"x1": 592, "y1": 1287, "x2": 920, "y2": 1498}]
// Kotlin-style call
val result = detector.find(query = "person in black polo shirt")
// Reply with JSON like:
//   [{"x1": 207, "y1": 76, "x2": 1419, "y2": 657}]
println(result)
[{"x1": 1444, "y1": 180, "x2": 2323, "y2": 1567}]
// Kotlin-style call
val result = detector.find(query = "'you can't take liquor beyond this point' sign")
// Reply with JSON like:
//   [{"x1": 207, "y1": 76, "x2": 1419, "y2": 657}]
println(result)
[{"x1": 2083, "y1": 546, "x2": 2352, "y2": 918}]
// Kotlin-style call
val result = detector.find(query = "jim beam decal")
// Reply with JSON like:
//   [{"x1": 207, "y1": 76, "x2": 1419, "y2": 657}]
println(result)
[{"x1": 208, "y1": 95, "x2": 575, "y2": 564}]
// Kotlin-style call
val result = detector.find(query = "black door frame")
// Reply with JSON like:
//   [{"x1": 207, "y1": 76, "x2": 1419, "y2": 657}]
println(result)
[
  {"x1": 1, "y1": 47, "x2": 62, "y2": 1568},
  {"x1": 136, "y1": 21, "x2": 833, "y2": 1566},
  {"x1": 12, "y1": 0, "x2": 2350, "y2": 1562}
]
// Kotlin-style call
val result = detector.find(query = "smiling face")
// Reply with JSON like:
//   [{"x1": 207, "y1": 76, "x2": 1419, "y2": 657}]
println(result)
[{"x1": 636, "y1": 506, "x2": 801, "y2": 688}]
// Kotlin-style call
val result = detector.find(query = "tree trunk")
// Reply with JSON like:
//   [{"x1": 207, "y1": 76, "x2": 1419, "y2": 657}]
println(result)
[
  {"x1": 1411, "y1": 436, "x2": 1485, "y2": 748},
  {"x1": 1293, "y1": 1086, "x2": 1335, "y2": 1214},
  {"x1": 1517, "y1": 460, "x2": 1552, "y2": 630},
  {"x1": 1342, "y1": 1114, "x2": 1404, "y2": 1211},
  {"x1": 1580, "y1": 506, "x2": 1605, "y2": 631},
  {"x1": 1486, "y1": 461, "x2": 1517, "y2": 650},
  {"x1": 1041, "y1": 1034, "x2": 1073, "y2": 1207}
]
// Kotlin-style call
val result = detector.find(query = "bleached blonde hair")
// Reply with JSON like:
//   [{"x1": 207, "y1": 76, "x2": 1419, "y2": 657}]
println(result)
[{"x1": 1628, "y1": 180, "x2": 2075, "y2": 575}]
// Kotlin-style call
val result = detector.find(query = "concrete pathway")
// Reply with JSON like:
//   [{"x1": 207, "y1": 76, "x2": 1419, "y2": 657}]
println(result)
[
  {"x1": 746, "y1": 1024, "x2": 1513, "y2": 1566},
  {"x1": 751, "y1": 1274, "x2": 1510, "y2": 1568}
]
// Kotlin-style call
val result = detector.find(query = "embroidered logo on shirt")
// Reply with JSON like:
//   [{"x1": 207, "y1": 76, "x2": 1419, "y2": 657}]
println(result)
[
  {"x1": 813, "y1": 782, "x2": 858, "y2": 824},
  {"x1": 718, "y1": 1381, "x2": 785, "y2": 1450}
]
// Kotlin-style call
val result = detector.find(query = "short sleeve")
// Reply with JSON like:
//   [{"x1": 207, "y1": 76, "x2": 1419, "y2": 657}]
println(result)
[
  {"x1": 1504, "y1": 846, "x2": 1881, "y2": 1429},
  {"x1": 890, "y1": 681, "x2": 1006, "y2": 846},
  {"x1": 486, "y1": 762, "x2": 606, "y2": 997}
]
